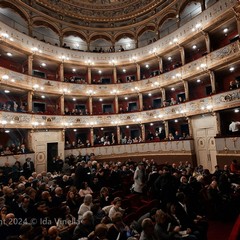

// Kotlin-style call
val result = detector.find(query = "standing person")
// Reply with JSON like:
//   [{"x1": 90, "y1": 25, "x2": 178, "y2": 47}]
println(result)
[
  {"x1": 229, "y1": 120, "x2": 240, "y2": 134},
  {"x1": 23, "y1": 158, "x2": 35, "y2": 178},
  {"x1": 56, "y1": 156, "x2": 64, "y2": 173},
  {"x1": 133, "y1": 162, "x2": 146, "y2": 194}
]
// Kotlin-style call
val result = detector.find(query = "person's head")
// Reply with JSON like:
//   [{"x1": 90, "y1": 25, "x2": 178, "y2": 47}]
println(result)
[
  {"x1": 100, "y1": 187, "x2": 109, "y2": 197},
  {"x1": 48, "y1": 226, "x2": 59, "y2": 239},
  {"x1": 167, "y1": 203, "x2": 176, "y2": 215},
  {"x1": 142, "y1": 218, "x2": 155, "y2": 234},
  {"x1": 176, "y1": 192, "x2": 186, "y2": 204},
  {"x1": 55, "y1": 187, "x2": 63, "y2": 196},
  {"x1": 155, "y1": 210, "x2": 167, "y2": 224},
  {"x1": 82, "y1": 210, "x2": 94, "y2": 226},
  {"x1": 112, "y1": 197, "x2": 121, "y2": 207},
  {"x1": 180, "y1": 176, "x2": 188, "y2": 184},
  {"x1": 94, "y1": 224, "x2": 108, "y2": 239},
  {"x1": 210, "y1": 180, "x2": 218, "y2": 189},
  {"x1": 22, "y1": 196, "x2": 30, "y2": 208},
  {"x1": 0, "y1": 205, "x2": 8, "y2": 216},
  {"x1": 112, "y1": 212, "x2": 124, "y2": 226},
  {"x1": 5, "y1": 213, "x2": 15, "y2": 225},
  {"x1": 67, "y1": 190, "x2": 75, "y2": 200},
  {"x1": 19, "y1": 224, "x2": 33, "y2": 238},
  {"x1": 83, "y1": 194, "x2": 93, "y2": 205}
]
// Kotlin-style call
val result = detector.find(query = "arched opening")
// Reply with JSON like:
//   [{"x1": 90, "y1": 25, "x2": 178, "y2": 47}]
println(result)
[
  {"x1": 63, "y1": 31, "x2": 87, "y2": 51},
  {"x1": 89, "y1": 36, "x2": 112, "y2": 52},
  {"x1": 138, "y1": 26, "x2": 156, "y2": 48},
  {"x1": 205, "y1": 0, "x2": 217, "y2": 9},
  {"x1": 159, "y1": 18, "x2": 178, "y2": 38},
  {"x1": 0, "y1": 5, "x2": 28, "y2": 34},
  {"x1": 179, "y1": 1, "x2": 202, "y2": 26},
  {"x1": 32, "y1": 20, "x2": 60, "y2": 46},
  {"x1": 115, "y1": 32, "x2": 135, "y2": 51}
]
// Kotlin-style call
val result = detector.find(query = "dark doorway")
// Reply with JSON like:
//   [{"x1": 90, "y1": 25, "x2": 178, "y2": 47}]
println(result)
[
  {"x1": 180, "y1": 124, "x2": 189, "y2": 135},
  {"x1": 131, "y1": 129, "x2": 140, "y2": 138},
  {"x1": 103, "y1": 104, "x2": 113, "y2": 113},
  {"x1": 153, "y1": 98, "x2": 161, "y2": 109},
  {"x1": 128, "y1": 102, "x2": 138, "y2": 111},
  {"x1": 47, "y1": 142, "x2": 58, "y2": 172}
]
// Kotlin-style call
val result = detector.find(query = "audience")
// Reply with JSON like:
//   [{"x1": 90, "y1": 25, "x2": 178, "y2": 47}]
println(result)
[{"x1": 0, "y1": 153, "x2": 239, "y2": 240}]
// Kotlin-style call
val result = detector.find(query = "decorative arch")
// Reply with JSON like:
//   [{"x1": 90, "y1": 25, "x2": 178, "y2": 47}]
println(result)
[
  {"x1": 32, "y1": 18, "x2": 60, "y2": 35},
  {"x1": 115, "y1": 31, "x2": 135, "y2": 42},
  {"x1": 89, "y1": 33, "x2": 112, "y2": 42},
  {"x1": 137, "y1": 24, "x2": 156, "y2": 38},
  {"x1": 157, "y1": 11, "x2": 177, "y2": 30},
  {"x1": 178, "y1": 0, "x2": 203, "y2": 15},
  {"x1": 0, "y1": 1, "x2": 29, "y2": 23},
  {"x1": 62, "y1": 30, "x2": 87, "y2": 42}
]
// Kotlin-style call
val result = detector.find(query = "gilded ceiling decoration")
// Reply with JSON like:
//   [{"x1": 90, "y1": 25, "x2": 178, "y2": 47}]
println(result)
[{"x1": 35, "y1": 0, "x2": 166, "y2": 22}]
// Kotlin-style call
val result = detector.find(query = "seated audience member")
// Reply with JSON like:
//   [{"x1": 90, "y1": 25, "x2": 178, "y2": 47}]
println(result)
[
  {"x1": 86, "y1": 139, "x2": 91, "y2": 147},
  {"x1": 178, "y1": 96, "x2": 184, "y2": 104},
  {"x1": 108, "y1": 197, "x2": 125, "y2": 220},
  {"x1": 162, "y1": 100, "x2": 168, "y2": 107},
  {"x1": 121, "y1": 136, "x2": 128, "y2": 144},
  {"x1": 73, "y1": 211, "x2": 94, "y2": 240},
  {"x1": 154, "y1": 209, "x2": 182, "y2": 239},
  {"x1": 78, "y1": 194, "x2": 93, "y2": 220},
  {"x1": 170, "y1": 97, "x2": 177, "y2": 105},
  {"x1": 140, "y1": 218, "x2": 158, "y2": 240},
  {"x1": 65, "y1": 141, "x2": 71, "y2": 149},
  {"x1": 127, "y1": 136, "x2": 133, "y2": 144},
  {"x1": 168, "y1": 133, "x2": 175, "y2": 140},
  {"x1": 235, "y1": 79, "x2": 240, "y2": 88},
  {"x1": 52, "y1": 187, "x2": 65, "y2": 207},
  {"x1": 79, "y1": 181, "x2": 93, "y2": 197},
  {"x1": 229, "y1": 80, "x2": 237, "y2": 90},
  {"x1": 99, "y1": 187, "x2": 113, "y2": 208},
  {"x1": 90, "y1": 223, "x2": 108, "y2": 240},
  {"x1": 107, "y1": 212, "x2": 131, "y2": 240},
  {"x1": 166, "y1": 203, "x2": 199, "y2": 240},
  {"x1": 3, "y1": 147, "x2": 12, "y2": 155},
  {"x1": 174, "y1": 131, "x2": 182, "y2": 140}
]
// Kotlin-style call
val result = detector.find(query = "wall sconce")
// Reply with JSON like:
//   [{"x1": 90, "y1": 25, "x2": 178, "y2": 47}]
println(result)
[
  {"x1": 110, "y1": 89, "x2": 119, "y2": 95},
  {"x1": 1, "y1": 74, "x2": 9, "y2": 81},
  {"x1": 192, "y1": 23, "x2": 202, "y2": 32},
  {"x1": 109, "y1": 60, "x2": 117, "y2": 65},
  {"x1": 131, "y1": 86, "x2": 140, "y2": 92},
  {"x1": 0, "y1": 32, "x2": 14, "y2": 41},
  {"x1": 169, "y1": 38, "x2": 178, "y2": 45},
  {"x1": 87, "y1": 89, "x2": 96, "y2": 95},
  {"x1": 85, "y1": 60, "x2": 94, "y2": 65},
  {"x1": 59, "y1": 55, "x2": 69, "y2": 61},
  {"x1": 196, "y1": 63, "x2": 207, "y2": 70},
  {"x1": 86, "y1": 121, "x2": 97, "y2": 128},
  {"x1": 61, "y1": 88, "x2": 70, "y2": 94},
  {"x1": 31, "y1": 47, "x2": 42, "y2": 54},
  {"x1": 129, "y1": 56, "x2": 137, "y2": 63},
  {"x1": 149, "y1": 48, "x2": 157, "y2": 55},
  {"x1": 111, "y1": 120, "x2": 121, "y2": 125}
]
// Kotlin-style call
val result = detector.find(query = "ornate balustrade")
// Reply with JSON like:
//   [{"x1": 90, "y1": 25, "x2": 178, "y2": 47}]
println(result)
[
  {"x1": 64, "y1": 139, "x2": 195, "y2": 159},
  {"x1": 0, "y1": 41, "x2": 239, "y2": 96},
  {"x1": 0, "y1": 0, "x2": 237, "y2": 65},
  {"x1": 215, "y1": 136, "x2": 240, "y2": 155},
  {"x1": 0, "y1": 153, "x2": 35, "y2": 166},
  {"x1": 0, "y1": 89, "x2": 239, "y2": 129}
]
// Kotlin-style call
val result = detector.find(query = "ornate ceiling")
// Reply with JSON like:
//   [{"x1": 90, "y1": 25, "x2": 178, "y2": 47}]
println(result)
[{"x1": 34, "y1": 0, "x2": 167, "y2": 23}]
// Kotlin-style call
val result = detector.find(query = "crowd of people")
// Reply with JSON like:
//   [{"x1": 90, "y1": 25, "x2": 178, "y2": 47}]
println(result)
[
  {"x1": 0, "y1": 144, "x2": 30, "y2": 156},
  {"x1": 0, "y1": 153, "x2": 239, "y2": 240}
]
